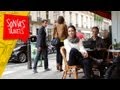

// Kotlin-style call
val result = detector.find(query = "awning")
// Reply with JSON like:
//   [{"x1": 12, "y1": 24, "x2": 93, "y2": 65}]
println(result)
[{"x1": 91, "y1": 11, "x2": 111, "y2": 20}]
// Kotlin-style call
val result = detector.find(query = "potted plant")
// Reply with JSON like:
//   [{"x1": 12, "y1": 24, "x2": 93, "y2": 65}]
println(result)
[{"x1": 113, "y1": 39, "x2": 120, "y2": 50}]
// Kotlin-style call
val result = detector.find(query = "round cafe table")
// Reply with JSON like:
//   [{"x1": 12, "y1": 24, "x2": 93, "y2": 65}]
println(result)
[
  {"x1": 85, "y1": 48, "x2": 95, "y2": 52},
  {"x1": 108, "y1": 49, "x2": 120, "y2": 57}
]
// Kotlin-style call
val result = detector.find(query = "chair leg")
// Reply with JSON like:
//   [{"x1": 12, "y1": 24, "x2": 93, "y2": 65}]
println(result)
[
  {"x1": 62, "y1": 71, "x2": 67, "y2": 79},
  {"x1": 62, "y1": 71, "x2": 65, "y2": 79},
  {"x1": 73, "y1": 68, "x2": 78, "y2": 79},
  {"x1": 69, "y1": 70, "x2": 72, "y2": 77}
]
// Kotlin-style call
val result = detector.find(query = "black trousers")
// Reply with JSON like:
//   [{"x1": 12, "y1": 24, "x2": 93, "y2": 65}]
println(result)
[
  {"x1": 68, "y1": 48, "x2": 92, "y2": 79},
  {"x1": 33, "y1": 47, "x2": 48, "y2": 70},
  {"x1": 89, "y1": 50, "x2": 108, "y2": 78},
  {"x1": 56, "y1": 42, "x2": 64, "y2": 65}
]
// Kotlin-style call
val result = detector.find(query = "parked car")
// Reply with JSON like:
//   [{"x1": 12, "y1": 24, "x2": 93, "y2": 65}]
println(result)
[{"x1": 9, "y1": 42, "x2": 27, "y2": 63}]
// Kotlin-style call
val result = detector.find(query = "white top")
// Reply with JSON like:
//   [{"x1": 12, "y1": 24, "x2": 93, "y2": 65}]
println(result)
[{"x1": 64, "y1": 39, "x2": 87, "y2": 61}]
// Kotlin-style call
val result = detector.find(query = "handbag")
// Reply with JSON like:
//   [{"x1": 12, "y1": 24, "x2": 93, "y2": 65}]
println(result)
[
  {"x1": 51, "y1": 26, "x2": 60, "y2": 46},
  {"x1": 51, "y1": 38, "x2": 60, "y2": 46}
]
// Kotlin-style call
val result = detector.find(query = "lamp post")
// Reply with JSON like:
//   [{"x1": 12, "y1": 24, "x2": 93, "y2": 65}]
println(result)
[
  {"x1": 27, "y1": 37, "x2": 32, "y2": 69},
  {"x1": 27, "y1": 14, "x2": 32, "y2": 69}
]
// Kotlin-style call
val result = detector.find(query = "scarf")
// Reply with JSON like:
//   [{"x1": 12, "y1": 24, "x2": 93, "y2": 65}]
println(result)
[{"x1": 68, "y1": 37, "x2": 80, "y2": 43}]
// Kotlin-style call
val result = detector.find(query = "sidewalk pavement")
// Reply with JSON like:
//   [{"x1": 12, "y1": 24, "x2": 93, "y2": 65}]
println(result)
[{"x1": 1, "y1": 54, "x2": 84, "y2": 79}]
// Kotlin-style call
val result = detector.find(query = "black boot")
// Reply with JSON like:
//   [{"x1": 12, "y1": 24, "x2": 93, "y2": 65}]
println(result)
[
  {"x1": 56, "y1": 64, "x2": 60, "y2": 70},
  {"x1": 59, "y1": 65, "x2": 63, "y2": 72}
]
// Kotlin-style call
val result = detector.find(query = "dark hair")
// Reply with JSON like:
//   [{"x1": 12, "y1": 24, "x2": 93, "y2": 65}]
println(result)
[
  {"x1": 41, "y1": 19, "x2": 48, "y2": 23},
  {"x1": 57, "y1": 16, "x2": 65, "y2": 24},
  {"x1": 68, "y1": 25, "x2": 76, "y2": 31},
  {"x1": 92, "y1": 26, "x2": 99, "y2": 32}
]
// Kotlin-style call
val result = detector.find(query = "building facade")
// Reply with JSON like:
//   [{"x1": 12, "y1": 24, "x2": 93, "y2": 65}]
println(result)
[{"x1": 30, "y1": 11, "x2": 111, "y2": 41}]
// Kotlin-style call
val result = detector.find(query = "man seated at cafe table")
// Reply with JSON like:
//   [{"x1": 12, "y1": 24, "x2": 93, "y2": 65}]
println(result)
[{"x1": 87, "y1": 26, "x2": 107, "y2": 78}]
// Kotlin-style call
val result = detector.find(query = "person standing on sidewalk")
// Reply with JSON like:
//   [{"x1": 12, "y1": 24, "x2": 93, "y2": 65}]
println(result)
[
  {"x1": 53, "y1": 16, "x2": 68, "y2": 71},
  {"x1": 33, "y1": 19, "x2": 51, "y2": 73}
]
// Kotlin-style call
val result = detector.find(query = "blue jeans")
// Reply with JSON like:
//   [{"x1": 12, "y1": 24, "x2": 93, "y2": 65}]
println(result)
[{"x1": 33, "y1": 47, "x2": 48, "y2": 70}]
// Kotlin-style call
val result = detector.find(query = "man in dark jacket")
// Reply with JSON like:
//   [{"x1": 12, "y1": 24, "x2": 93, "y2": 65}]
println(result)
[
  {"x1": 104, "y1": 56, "x2": 120, "y2": 79},
  {"x1": 33, "y1": 19, "x2": 51, "y2": 73},
  {"x1": 87, "y1": 26, "x2": 106, "y2": 78},
  {"x1": 102, "y1": 30, "x2": 112, "y2": 49},
  {"x1": 88, "y1": 27, "x2": 105, "y2": 59}
]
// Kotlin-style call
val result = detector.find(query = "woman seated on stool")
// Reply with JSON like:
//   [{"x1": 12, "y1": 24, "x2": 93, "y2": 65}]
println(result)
[{"x1": 64, "y1": 25, "x2": 92, "y2": 79}]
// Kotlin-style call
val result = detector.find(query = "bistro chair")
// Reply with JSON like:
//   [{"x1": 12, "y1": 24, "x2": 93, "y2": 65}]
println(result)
[{"x1": 60, "y1": 46, "x2": 81, "y2": 79}]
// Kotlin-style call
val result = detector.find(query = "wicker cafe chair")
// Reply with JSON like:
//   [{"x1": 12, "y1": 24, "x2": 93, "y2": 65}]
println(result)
[{"x1": 60, "y1": 46, "x2": 81, "y2": 79}]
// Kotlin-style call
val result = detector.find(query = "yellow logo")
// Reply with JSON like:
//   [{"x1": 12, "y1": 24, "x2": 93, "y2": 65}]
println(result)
[{"x1": 0, "y1": 11, "x2": 29, "y2": 77}]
